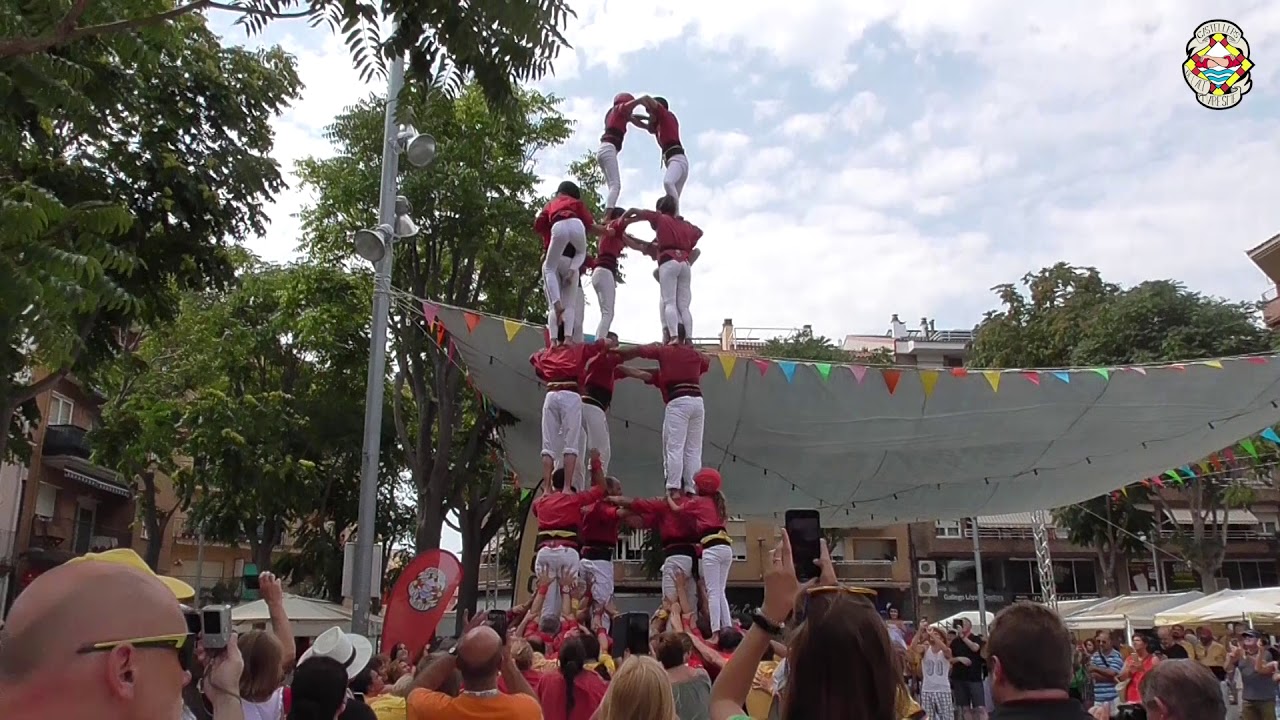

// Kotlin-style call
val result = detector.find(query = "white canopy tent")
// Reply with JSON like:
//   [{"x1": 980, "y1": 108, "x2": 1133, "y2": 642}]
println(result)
[
  {"x1": 1153, "y1": 587, "x2": 1280, "y2": 626},
  {"x1": 232, "y1": 593, "x2": 360, "y2": 638},
  {"x1": 1065, "y1": 591, "x2": 1204, "y2": 632},
  {"x1": 1054, "y1": 597, "x2": 1110, "y2": 618}
]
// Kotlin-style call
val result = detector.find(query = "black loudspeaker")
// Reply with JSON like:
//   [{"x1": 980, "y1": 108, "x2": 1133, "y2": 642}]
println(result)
[{"x1": 610, "y1": 611, "x2": 651, "y2": 658}]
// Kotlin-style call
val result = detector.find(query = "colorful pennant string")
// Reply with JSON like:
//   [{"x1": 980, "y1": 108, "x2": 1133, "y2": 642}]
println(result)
[
  {"x1": 1053, "y1": 371, "x2": 1071, "y2": 384},
  {"x1": 463, "y1": 311, "x2": 481, "y2": 333},
  {"x1": 882, "y1": 369, "x2": 902, "y2": 395},
  {"x1": 983, "y1": 371, "x2": 1001, "y2": 393},
  {"x1": 850, "y1": 365, "x2": 868, "y2": 384},
  {"x1": 1263, "y1": 428, "x2": 1280, "y2": 445},
  {"x1": 503, "y1": 319, "x2": 522, "y2": 342},
  {"x1": 422, "y1": 301, "x2": 438, "y2": 326},
  {"x1": 1023, "y1": 372, "x2": 1040, "y2": 386},
  {"x1": 752, "y1": 359, "x2": 770, "y2": 376},
  {"x1": 1203, "y1": 359, "x2": 1224, "y2": 369},
  {"x1": 815, "y1": 363, "x2": 833, "y2": 381},
  {"x1": 777, "y1": 361, "x2": 797, "y2": 383},
  {"x1": 719, "y1": 355, "x2": 737, "y2": 379},
  {"x1": 1092, "y1": 368, "x2": 1110, "y2": 380},
  {"x1": 920, "y1": 370, "x2": 939, "y2": 398}
]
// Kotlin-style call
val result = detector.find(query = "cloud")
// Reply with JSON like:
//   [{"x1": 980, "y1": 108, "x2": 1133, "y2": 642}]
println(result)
[{"x1": 223, "y1": 2, "x2": 1280, "y2": 348}]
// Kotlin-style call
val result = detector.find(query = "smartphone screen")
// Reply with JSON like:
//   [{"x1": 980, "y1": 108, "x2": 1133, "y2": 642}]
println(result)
[
  {"x1": 486, "y1": 609, "x2": 509, "y2": 642},
  {"x1": 785, "y1": 509, "x2": 822, "y2": 582},
  {"x1": 626, "y1": 612, "x2": 650, "y2": 655},
  {"x1": 201, "y1": 608, "x2": 223, "y2": 635}
]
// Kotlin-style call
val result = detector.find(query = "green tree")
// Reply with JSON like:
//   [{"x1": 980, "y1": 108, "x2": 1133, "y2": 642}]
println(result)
[
  {"x1": 971, "y1": 264, "x2": 1274, "y2": 593},
  {"x1": 2, "y1": 11, "x2": 301, "y2": 464},
  {"x1": 296, "y1": 84, "x2": 577, "y2": 617},
  {"x1": 760, "y1": 326, "x2": 894, "y2": 364},
  {"x1": 0, "y1": 0, "x2": 572, "y2": 111}
]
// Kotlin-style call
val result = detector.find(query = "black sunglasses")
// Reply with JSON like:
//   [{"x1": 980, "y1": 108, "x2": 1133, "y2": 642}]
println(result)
[{"x1": 77, "y1": 632, "x2": 195, "y2": 672}]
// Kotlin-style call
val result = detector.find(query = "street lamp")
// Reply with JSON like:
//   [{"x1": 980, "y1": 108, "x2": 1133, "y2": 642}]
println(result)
[{"x1": 349, "y1": 53, "x2": 437, "y2": 639}]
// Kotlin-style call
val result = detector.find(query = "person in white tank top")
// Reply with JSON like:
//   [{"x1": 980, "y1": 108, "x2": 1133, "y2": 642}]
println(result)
[{"x1": 920, "y1": 626, "x2": 955, "y2": 720}]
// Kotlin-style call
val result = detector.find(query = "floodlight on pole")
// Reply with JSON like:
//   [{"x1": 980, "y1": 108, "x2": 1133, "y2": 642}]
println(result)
[
  {"x1": 353, "y1": 225, "x2": 392, "y2": 264},
  {"x1": 398, "y1": 125, "x2": 437, "y2": 168}
]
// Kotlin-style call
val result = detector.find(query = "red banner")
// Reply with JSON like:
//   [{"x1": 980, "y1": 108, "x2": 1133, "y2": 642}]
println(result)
[{"x1": 381, "y1": 549, "x2": 463, "y2": 661}]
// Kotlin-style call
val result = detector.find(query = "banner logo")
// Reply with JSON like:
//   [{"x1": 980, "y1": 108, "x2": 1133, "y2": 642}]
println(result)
[{"x1": 1183, "y1": 20, "x2": 1254, "y2": 109}]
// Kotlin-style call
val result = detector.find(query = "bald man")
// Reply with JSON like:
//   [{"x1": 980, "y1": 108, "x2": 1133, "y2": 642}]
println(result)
[
  {"x1": 0, "y1": 558, "x2": 241, "y2": 720},
  {"x1": 406, "y1": 625, "x2": 541, "y2": 719}
]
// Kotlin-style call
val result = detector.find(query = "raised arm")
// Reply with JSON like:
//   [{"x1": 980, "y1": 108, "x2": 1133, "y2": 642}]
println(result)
[
  {"x1": 617, "y1": 342, "x2": 661, "y2": 361},
  {"x1": 617, "y1": 365, "x2": 655, "y2": 383},
  {"x1": 259, "y1": 572, "x2": 296, "y2": 670}
]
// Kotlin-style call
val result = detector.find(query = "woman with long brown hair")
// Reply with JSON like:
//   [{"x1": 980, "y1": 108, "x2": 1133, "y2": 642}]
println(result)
[{"x1": 709, "y1": 532, "x2": 899, "y2": 720}]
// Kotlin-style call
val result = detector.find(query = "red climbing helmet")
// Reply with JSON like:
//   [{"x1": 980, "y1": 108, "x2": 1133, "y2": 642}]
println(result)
[{"x1": 694, "y1": 468, "x2": 722, "y2": 494}]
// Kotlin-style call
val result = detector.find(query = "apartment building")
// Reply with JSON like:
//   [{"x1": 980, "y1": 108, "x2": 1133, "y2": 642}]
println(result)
[
  {"x1": 1, "y1": 371, "x2": 287, "y2": 613},
  {"x1": 1248, "y1": 233, "x2": 1280, "y2": 329}
]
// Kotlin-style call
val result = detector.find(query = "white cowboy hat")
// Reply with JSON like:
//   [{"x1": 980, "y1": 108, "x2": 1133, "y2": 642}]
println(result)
[{"x1": 298, "y1": 626, "x2": 374, "y2": 680}]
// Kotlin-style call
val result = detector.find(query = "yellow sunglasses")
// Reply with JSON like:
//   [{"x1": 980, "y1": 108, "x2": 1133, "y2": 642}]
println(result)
[{"x1": 77, "y1": 632, "x2": 195, "y2": 671}]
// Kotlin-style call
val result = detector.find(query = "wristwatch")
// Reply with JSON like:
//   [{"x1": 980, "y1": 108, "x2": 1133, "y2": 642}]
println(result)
[{"x1": 751, "y1": 609, "x2": 784, "y2": 637}]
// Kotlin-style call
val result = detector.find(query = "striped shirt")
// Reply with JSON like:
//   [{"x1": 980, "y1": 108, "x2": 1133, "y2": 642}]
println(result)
[{"x1": 1090, "y1": 650, "x2": 1124, "y2": 703}]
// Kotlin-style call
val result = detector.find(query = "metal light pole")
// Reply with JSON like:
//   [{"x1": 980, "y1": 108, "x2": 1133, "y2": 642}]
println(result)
[
  {"x1": 350, "y1": 52, "x2": 408, "y2": 638},
  {"x1": 970, "y1": 517, "x2": 988, "y2": 634}
]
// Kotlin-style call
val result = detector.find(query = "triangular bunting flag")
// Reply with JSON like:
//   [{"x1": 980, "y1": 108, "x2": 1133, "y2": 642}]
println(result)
[
  {"x1": 919, "y1": 370, "x2": 939, "y2": 398},
  {"x1": 1120, "y1": 486, "x2": 1128, "y2": 497},
  {"x1": 719, "y1": 354, "x2": 737, "y2": 379},
  {"x1": 1240, "y1": 438, "x2": 1259, "y2": 459},
  {"x1": 447, "y1": 339, "x2": 456, "y2": 361},
  {"x1": 882, "y1": 369, "x2": 902, "y2": 395},
  {"x1": 1052, "y1": 371, "x2": 1071, "y2": 384},
  {"x1": 1152, "y1": 475, "x2": 1165, "y2": 488},
  {"x1": 1247, "y1": 356, "x2": 1269, "y2": 365},
  {"x1": 1169, "y1": 364, "x2": 1187, "y2": 372},
  {"x1": 422, "y1": 301, "x2": 438, "y2": 325},
  {"x1": 1197, "y1": 461, "x2": 1211, "y2": 476},
  {"x1": 1163, "y1": 470, "x2": 1179, "y2": 482},
  {"x1": 1223, "y1": 447, "x2": 1237, "y2": 463},
  {"x1": 778, "y1": 361, "x2": 797, "y2": 383},
  {"x1": 503, "y1": 319, "x2": 522, "y2": 342},
  {"x1": 1092, "y1": 368, "x2": 1110, "y2": 380},
  {"x1": 815, "y1": 363, "x2": 833, "y2": 381},
  {"x1": 850, "y1": 365, "x2": 868, "y2": 384},
  {"x1": 752, "y1": 359, "x2": 770, "y2": 376},
  {"x1": 1262, "y1": 427, "x2": 1280, "y2": 445},
  {"x1": 1179, "y1": 464, "x2": 1195, "y2": 478},
  {"x1": 1023, "y1": 372, "x2": 1040, "y2": 386},
  {"x1": 463, "y1": 311, "x2": 482, "y2": 333},
  {"x1": 983, "y1": 370, "x2": 1001, "y2": 393},
  {"x1": 1202, "y1": 359, "x2": 1223, "y2": 369},
  {"x1": 1132, "y1": 366, "x2": 1147, "y2": 376},
  {"x1": 950, "y1": 368, "x2": 968, "y2": 378},
  {"x1": 435, "y1": 323, "x2": 446, "y2": 346}
]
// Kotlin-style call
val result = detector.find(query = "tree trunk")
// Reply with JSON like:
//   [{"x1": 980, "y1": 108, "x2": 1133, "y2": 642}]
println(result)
[
  {"x1": 415, "y1": 485, "x2": 445, "y2": 551},
  {"x1": 455, "y1": 518, "x2": 484, "y2": 637}
]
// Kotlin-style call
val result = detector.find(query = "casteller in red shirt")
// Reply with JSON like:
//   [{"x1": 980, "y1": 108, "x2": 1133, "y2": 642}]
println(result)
[
  {"x1": 640, "y1": 95, "x2": 684, "y2": 161},
  {"x1": 532, "y1": 482, "x2": 606, "y2": 547},
  {"x1": 619, "y1": 343, "x2": 709, "y2": 402},
  {"x1": 619, "y1": 204, "x2": 701, "y2": 263},
  {"x1": 534, "y1": 183, "x2": 595, "y2": 251},
  {"x1": 628, "y1": 496, "x2": 699, "y2": 547},
  {"x1": 531, "y1": 339, "x2": 607, "y2": 386},
  {"x1": 601, "y1": 92, "x2": 642, "y2": 152}
]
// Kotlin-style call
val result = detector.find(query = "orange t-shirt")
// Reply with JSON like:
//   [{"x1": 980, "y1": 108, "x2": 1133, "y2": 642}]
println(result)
[{"x1": 407, "y1": 688, "x2": 542, "y2": 720}]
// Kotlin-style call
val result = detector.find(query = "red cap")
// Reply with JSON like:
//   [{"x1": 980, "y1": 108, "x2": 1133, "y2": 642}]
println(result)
[
  {"x1": 694, "y1": 468, "x2": 721, "y2": 494},
  {"x1": 612, "y1": 92, "x2": 635, "y2": 105}
]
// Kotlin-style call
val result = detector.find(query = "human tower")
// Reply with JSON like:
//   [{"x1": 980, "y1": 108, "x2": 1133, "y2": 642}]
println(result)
[{"x1": 526, "y1": 93, "x2": 736, "y2": 639}]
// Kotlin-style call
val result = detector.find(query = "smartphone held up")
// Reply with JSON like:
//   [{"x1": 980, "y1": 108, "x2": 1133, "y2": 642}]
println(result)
[{"x1": 784, "y1": 509, "x2": 822, "y2": 582}]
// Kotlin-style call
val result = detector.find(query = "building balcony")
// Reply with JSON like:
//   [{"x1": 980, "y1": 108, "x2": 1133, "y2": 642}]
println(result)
[
  {"x1": 42, "y1": 424, "x2": 93, "y2": 460},
  {"x1": 1263, "y1": 288, "x2": 1280, "y2": 329},
  {"x1": 27, "y1": 514, "x2": 131, "y2": 557},
  {"x1": 833, "y1": 560, "x2": 897, "y2": 582}
]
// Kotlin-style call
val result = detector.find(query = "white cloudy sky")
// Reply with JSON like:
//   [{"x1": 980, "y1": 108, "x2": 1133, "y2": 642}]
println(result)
[{"x1": 209, "y1": 2, "x2": 1280, "y2": 554}]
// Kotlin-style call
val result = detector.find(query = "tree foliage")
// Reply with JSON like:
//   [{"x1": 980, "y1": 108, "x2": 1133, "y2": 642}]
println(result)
[
  {"x1": 971, "y1": 263, "x2": 1275, "y2": 593},
  {"x1": 0, "y1": 0, "x2": 573, "y2": 111},
  {"x1": 759, "y1": 326, "x2": 893, "y2": 364},
  {"x1": 2, "y1": 9, "x2": 301, "y2": 463},
  {"x1": 296, "y1": 83, "x2": 580, "y2": 617}
]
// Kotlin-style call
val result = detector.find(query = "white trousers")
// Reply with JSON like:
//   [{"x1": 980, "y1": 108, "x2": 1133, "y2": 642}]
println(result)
[
  {"x1": 573, "y1": 277, "x2": 585, "y2": 343},
  {"x1": 658, "y1": 260, "x2": 692, "y2": 339},
  {"x1": 582, "y1": 403, "x2": 611, "y2": 475},
  {"x1": 663, "y1": 153, "x2": 689, "y2": 209},
  {"x1": 596, "y1": 142, "x2": 622, "y2": 211},
  {"x1": 541, "y1": 390, "x2": 583, "y2": 460},
  {"x1": 592, "y1": 268, "x2": 616, "y2": 339},
  {"x1": 581, "y1": 558, "x2": 615, "y2": 622},
  {"x1": 543, "y1": 218, "x2": 586, "y2": 317},
  {"x1": 701, "y1": 544, "x2": 734, "y2": 632},
  {"x1": 660, "y1": 554, "x2": 697, "y2": 605},
  {"x1": 662, "y1": 396, "x2": 704, "y2": 492},
  {"x1": 535, "y1": 546, "x2": 580, "y2": 619}
]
